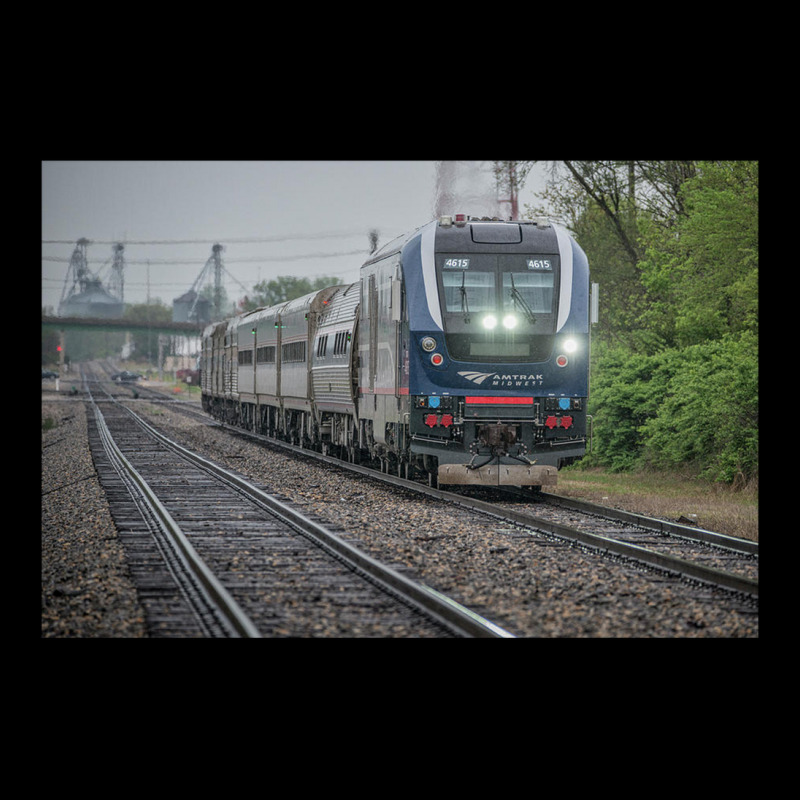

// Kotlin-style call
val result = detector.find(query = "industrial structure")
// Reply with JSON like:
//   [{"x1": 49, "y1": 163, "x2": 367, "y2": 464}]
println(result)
[
  {"x1": 172, "y1": 243, "x2": 226, "y2": 325},
  {"x1": 58, "y1": 238, "x2": 124, "y2": 319}
]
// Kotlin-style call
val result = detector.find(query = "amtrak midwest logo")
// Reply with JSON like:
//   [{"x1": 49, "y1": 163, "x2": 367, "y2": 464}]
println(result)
[{"x1": 458, "y1": 371, "x2": 545, "y2": 387}]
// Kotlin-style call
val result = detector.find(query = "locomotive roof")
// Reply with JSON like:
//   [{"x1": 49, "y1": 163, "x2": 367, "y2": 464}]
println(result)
[{"x1": 362, "y1": 217, "x2": 566, "y2": 268}]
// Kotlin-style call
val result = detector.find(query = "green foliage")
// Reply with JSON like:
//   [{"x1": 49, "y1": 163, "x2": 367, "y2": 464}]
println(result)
[
  {"x1": 243, "y1": 275, "x2": 341, "y2": 311},
  {"x1": 586, "y1": 332, "x2": 758, "y2": 484},
  {"x1": 637, "y1": 160, "x2": 758, "y2": 349},
  {"x1": 125, "y1": 299, "x2": 172, "y2": 326},
  {"x1": 539, "y1": 160, "x2": 759, "y2": 485},
  {"x1": 573, "y1": 204, "x2": 649, "y2": 347},
  {"x1": 124, "y1": 301, "x2": 172, "y2": 365},
  {"x1": 585, "y1": 342, "x2": 674, "y2": 472},
  {"x1": 639, "y1": 332, "x2": 758, "y2": 484}
]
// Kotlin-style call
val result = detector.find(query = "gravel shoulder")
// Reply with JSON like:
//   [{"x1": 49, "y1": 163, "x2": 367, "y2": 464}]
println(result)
[{"x1": 41, "y1": 395, "x2": 147, "y2": 638}]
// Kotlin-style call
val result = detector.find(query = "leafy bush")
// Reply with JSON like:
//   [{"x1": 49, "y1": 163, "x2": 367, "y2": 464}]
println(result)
[
  {"x1": 585, "y1": 343, "x2": 672, "y2": 472},
  {"x1": 563, "y1": 161, "x2": 759, "y2": 486},
  {"x1": 586, "y1": 332, "x2": 758, "y2": 484},
  {"x1": 638, "y1": 332, "x2": 758, "y2": 484}
]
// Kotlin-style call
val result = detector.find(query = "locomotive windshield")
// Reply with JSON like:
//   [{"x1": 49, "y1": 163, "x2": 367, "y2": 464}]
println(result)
[{"x1": 437, "y1": 253, "x2": 559, "y2": 362}]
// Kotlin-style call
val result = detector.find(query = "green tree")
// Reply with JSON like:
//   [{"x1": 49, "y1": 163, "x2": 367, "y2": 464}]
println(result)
[
  {"x1": 527, "y1": 160, "x2": 697, "y2": 351},
  {"x1": 529, "y1": 160, "x2": 758, "y2": 485},
  {"x1": 241, "y1": 275, "x2": 341, "y2": 311},
  {"x1": 637, "y1": 161, "x2": 758, "y2": 348},
  {"x1": 124, "y1": 301, "x2": 172, "y2": 364},
  {"x1": 639, "y1": 332, "x2": 758, "y2": 485},
  {"x1": 585, "y1": 342, "x2": 675, "y2": 472}
]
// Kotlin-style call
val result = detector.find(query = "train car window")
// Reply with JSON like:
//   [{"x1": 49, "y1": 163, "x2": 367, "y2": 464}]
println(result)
[
  {"x1": 257, "y1": 345, "x2": 276, "y2": 364},
  {"x1": 333, "y1": 331, "x2": 349, "y2": 356},
  {"x1": 282, "y1": 341, "x2": 306, "y2": 363}
]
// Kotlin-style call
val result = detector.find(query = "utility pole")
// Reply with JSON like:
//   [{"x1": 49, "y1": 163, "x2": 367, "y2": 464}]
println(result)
[
  {"x1": 494, "y1": 161, "x2": 533, "y2": 219},
  {"x1": 212, "y1": 243, "x2": 223, "y2": 320},
  {"x1": 108, "y1": 243, "x2": 125, "y2": 305}
]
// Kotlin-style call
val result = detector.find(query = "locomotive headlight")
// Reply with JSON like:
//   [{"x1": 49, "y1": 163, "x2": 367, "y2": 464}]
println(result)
[
  {"x1": 421, "y1": 336, "x2": 437, "y2": 352},
  {"x1": 502, "y1": 314, "x2": 518, "y2": 330},
  {"x1": 482, "y1": 314, "x2": 498, "y2": 330},
  {"x1": 563, "y1": 338, "x2": 578, "y2": 353}
]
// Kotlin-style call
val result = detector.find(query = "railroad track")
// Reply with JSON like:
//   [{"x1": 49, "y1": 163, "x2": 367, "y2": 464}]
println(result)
[
  {"x1": 507, "y1": 489, "x2": 757, "y2": 583},
  {"x1": 82, "y1": 369, "x2": 512, "y2": 638},
  {"x1": 206, "y1": 414, "x2": 758, "y2": 600},
  {"x1": 108, "y1": 365, "x2": 756, "y2": 601},
  {"x1": 449, "y1": 487, "x2": 757, "y2": 596},
  {"x1": 78, "y1": 363, "x2": 757, "y2": 635}
]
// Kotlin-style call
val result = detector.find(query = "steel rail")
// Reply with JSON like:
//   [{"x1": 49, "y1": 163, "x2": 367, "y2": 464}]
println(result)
[
  {"x1": 460, "y1": 492, "x2": 759, "y2": 596},
  {"x1": 220, "y1": 426, "x2": 758, "y2": 598},
  {"x1": 86, "y1": 381, "x2": 262, "y2": 638},
  {"x1": 538, "y1": 491, "x2": 758, "y2": 555},
  {"x1": 119, "y1": 406, "x2": 515, "y2": 639}
]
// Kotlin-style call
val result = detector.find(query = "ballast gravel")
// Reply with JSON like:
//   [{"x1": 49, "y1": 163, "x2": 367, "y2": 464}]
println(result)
[
  {"x1": 42, "y1": 397, "x2": 147, "y2": 638},
  {"x1": 41, "y1": 391, "x2": 758, "y2": 638}
]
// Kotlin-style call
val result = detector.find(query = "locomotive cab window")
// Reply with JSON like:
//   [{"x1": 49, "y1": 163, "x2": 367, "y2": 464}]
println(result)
[{"x1": 437, "y1": 253, "x2": 559, "y2": 362}]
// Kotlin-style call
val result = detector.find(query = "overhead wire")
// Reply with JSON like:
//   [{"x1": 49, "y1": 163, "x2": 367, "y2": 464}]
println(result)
[
  {"x1": 41, "y1": 229, "x2": 387, "y2": 306},
  {"x1": 41, "y1": 230, "x2": 372, "y2": 246},
  {"x1": 41, "y1": 249, "x2": 369, "y2": 265}
]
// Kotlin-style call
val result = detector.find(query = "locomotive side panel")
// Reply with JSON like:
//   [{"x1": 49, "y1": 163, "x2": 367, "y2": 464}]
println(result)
[
  {"x1": 200, "y1": 324, "x2": 211, "y2": 394},
  {"x1": 359, "y1": 252, "x2": 406, "y2": 446}
]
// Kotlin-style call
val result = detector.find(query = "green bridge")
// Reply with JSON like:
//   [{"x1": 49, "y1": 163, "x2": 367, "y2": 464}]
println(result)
[{"x1": 42, "y1": 315, "x2": 207, "y2": 335}]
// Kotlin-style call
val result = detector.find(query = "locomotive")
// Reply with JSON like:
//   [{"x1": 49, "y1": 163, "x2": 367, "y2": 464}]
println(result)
[{"x1": 201, "y1": 215, "x2": 595, "y2": 488}]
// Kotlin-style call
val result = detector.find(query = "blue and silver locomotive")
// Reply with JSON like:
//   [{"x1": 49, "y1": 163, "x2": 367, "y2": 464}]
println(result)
[{"x1": 201, "y1": 215, "x2": 595, "y2": 488}]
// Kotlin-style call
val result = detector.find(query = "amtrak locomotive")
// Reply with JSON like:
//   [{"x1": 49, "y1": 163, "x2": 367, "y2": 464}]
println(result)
[{"x1": 201, "y1": 215, "x2": 595, "y2": 488}]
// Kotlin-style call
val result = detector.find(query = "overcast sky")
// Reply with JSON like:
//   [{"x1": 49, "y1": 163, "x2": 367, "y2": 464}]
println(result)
[{"x1": 41, "y1": 161, "x2": 550, "y2": 313}]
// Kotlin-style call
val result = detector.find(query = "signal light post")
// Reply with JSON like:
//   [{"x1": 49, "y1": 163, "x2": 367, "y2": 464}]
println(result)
[{"x1": 56, "y1": 335, "x2": 65, "y2": 390}]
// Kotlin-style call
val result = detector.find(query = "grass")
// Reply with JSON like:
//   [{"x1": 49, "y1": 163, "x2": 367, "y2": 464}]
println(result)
[{"x1": 553, "y1": 467, "x2": 759, "y2": 542}]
